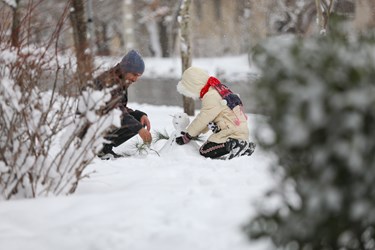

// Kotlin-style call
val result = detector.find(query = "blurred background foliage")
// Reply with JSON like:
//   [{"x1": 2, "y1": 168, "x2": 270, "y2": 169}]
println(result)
[{"x1": 243, "y1": 18, "x2": 375, "y2": 250}]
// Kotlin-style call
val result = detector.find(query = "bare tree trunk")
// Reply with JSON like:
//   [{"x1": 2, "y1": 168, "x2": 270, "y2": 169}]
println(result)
[
  {"x1": 86, "y1": 0, "x2": 95, "y2": 55},
  {"x1": 69, "y1": 0, "x2": 94, "y2": 87},
  {"x1": 95, "y1": 22, "x2": 111, "y2": 56},
  {"x1": 10, "y1": 0, "x2": 21, "y2": 47},
  {"x1": 122, "y1": 0, "x2": 136, "y2": 51},
  {"x1": 137, "y1": 1, "x2": 170, "y2": 57},
  {"x1": 145, "y1": 18, "x2": 162, "y2": 57},
  {"x1": 168, "y1": 1, "x2": 183, "y2": 57},
  {"x1": 159, "y1": 21, "x2": 169, "y2": 57},
  {"x1": 179, "y1": 0, "x2": 194, "y2": 116},
  {"x1": 315, "y1": 0, "x2": 334, "y2": 34}
]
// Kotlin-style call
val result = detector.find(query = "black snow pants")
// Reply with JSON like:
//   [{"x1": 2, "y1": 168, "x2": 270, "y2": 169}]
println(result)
[
  {"x1": 199, "y1": 141, "x2": 230, "y2": 159},
  {"x1": 105, "y1": 111, "x2": 144, "y2": 147}
]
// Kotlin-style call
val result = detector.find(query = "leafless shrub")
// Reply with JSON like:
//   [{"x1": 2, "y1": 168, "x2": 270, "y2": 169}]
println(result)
[{"x1": 0, "y1": 0, "x2": 119, "y2": 200}]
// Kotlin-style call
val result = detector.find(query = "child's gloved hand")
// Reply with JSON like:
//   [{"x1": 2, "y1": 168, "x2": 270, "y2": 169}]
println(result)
[
  {"x1": 208, "y1": 122, "x2": 221, "y2": 133},
  {"x1": 176, "y1": 132, "x2": 192, "y2": 145}
]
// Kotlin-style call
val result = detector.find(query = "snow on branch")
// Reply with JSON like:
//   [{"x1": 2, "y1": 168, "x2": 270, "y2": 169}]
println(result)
[{"x1": 0, "y1": 44, "x2": 119, "y2": 200}]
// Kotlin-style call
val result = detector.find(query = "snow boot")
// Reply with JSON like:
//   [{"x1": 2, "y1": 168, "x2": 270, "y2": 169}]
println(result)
[
  {"x1": 241, "y1": 142, "x2": 256, "y2": 157},
  {"x1": 98, "y1": 144, "x2": 122, "y2": 160},
  {"x1": 225, "y1": 139, "x2": 248, "y2": 160}
]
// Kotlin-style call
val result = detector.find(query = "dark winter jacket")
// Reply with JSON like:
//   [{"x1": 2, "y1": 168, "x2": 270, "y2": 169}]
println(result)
[{"x1": 93, "y1": 64, "x2": 146, "y2": 134}]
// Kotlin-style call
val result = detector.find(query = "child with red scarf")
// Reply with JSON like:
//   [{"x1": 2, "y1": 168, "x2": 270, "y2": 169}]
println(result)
[{"x1": 176, "y1": 66, "x2": 255, "y2": 160}]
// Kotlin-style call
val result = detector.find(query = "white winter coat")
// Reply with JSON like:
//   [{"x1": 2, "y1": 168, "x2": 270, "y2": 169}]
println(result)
[{"x1": 177, "y1": 66, "x2": 249, "y2": 144}]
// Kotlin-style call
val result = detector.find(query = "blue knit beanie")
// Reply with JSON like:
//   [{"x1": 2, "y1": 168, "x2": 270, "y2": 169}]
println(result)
[{"x1": 120, "y1": 50, "x2": 145, "y2": 74}]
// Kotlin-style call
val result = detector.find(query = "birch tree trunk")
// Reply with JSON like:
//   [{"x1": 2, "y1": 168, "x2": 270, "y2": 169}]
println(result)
[
  {"x1": 315, "y1": 0, "x2": 325, "y2": 33},
  {"x1": 179, "y1": 0, "x2": 194, "y2": 116},
  {"x1": 69, "y1": 0, "x2": 94, "y2": 87},
  {"x1": 315, "y1": 0, "x2": 334, "y2": 35},
  {"x1": 122, "y1": 0, "x2": 136, "y2": 51},
  {"x1": 145, "y1": 18, "x2": 162, "y2": 57}
]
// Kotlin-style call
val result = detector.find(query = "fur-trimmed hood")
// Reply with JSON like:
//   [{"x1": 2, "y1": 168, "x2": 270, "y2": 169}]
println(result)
[{"x1": 177, "y1": 66, "x2": 210, "y2": 100}]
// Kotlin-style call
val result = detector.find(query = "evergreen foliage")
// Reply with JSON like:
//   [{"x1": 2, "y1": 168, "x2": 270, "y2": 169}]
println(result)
[
  {"x1": 153, "y1": 130, "x2": 170, "y2": 143},
  {"x1": 243, "y1": 29, "x2": 375, "y2": 250}
]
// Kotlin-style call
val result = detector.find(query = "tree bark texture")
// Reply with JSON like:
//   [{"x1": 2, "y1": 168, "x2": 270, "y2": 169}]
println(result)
[
  {"x1": 10, "y1": 0, "x2": 21, "y2": 47},
  {"x1": 179, "y1": 0, "x2": 194, "y2": 116},
  {"x1": 122, "y1": 0, "x2": 136, "y2": 51},
  {"x1": 69, "y1": 0, "x2": 94, "y2": 87}
]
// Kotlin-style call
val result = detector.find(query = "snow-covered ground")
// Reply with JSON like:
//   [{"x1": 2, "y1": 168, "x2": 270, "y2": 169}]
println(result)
[{"x1": 0, "y1": 56, "x2": 275, "y2": 250}]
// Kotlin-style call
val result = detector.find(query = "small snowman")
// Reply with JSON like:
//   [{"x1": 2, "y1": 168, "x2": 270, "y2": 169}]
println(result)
[{"x1": 158, "y1": 113, "x2": 200, "y2": 155}]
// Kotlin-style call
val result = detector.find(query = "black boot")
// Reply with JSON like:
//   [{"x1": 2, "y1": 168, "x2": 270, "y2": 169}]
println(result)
[
  {"x1": 98, "y1": 144, "x2": 122, "y2": 160},
  {"x1": 225, "y1": 139, "x2": 247, "y2": 159},
  {"x1": 241, "y1": 142, "x2": 256, "y2": 157},
  {"x1": 225, "y1": 139, "x2": 256, "y2": 160}
]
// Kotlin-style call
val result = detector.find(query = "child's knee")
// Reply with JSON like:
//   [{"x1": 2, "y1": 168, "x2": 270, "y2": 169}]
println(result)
[{"x1": 199, "y1": 141, "x2": 228, "y2": 159}]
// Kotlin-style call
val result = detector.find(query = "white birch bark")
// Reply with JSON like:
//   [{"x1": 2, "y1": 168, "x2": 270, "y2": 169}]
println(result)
[{"x1": 122, "y1": 0, "x2": 136, "y2": 50}]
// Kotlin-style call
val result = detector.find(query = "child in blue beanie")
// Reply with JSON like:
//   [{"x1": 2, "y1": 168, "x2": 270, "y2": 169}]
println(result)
[{"x1": 91, "y1": 49, "x2": 151, "y2": 159}]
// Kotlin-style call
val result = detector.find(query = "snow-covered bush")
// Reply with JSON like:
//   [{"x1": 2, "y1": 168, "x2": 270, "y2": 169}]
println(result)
[
  {"x1": 0, "y1": 45, "x2": 120, "y2": 200},
  {"x1": 244, "y1": 30, "x2": 375, "y2": 249}
]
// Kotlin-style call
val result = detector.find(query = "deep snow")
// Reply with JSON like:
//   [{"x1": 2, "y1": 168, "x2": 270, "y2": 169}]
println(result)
[{"x1": 0, "y1": 56, "x2": 275, "y2": 250}]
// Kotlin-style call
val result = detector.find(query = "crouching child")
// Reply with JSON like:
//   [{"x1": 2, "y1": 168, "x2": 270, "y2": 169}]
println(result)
[{"x1": 175, "y1": 66, "x2": 255, "y2": 160}]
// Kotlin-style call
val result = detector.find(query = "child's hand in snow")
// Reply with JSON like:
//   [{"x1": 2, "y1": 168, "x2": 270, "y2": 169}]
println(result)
[{"x1": 176, "y1": 132, "x2": 192, "y2": 145}]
